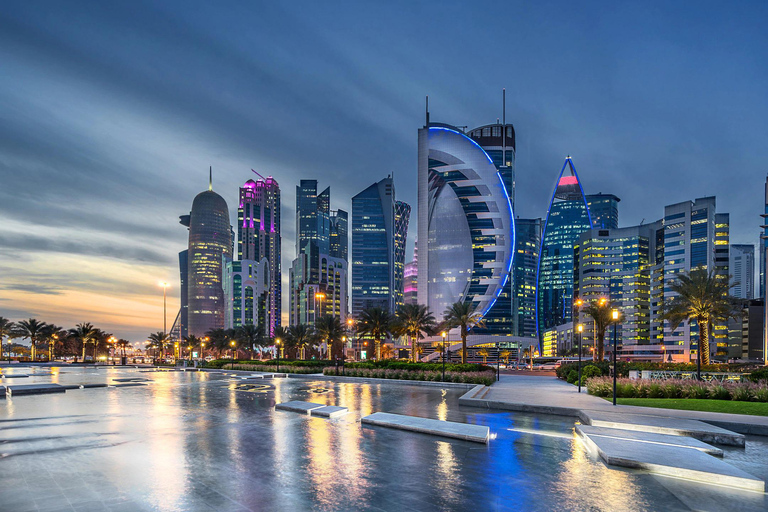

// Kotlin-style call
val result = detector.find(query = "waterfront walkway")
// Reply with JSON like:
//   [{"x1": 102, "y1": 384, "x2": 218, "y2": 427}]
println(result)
[{"x1": 463, "y1": 374, "x2": 768, "y2": 435}]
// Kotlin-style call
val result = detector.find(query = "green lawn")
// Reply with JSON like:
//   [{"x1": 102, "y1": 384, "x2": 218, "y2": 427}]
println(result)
[{"x1": 613, "y1": 398, "x2": 768, "y2": 416}]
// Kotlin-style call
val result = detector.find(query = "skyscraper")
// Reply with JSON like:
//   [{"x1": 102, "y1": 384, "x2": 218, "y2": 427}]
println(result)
[
  {"x1": 730, "y1": 244, "x2": 755, "y2": 300},
  {"x1": 237, "y1": 175, "x2": 281, "y2": 334},
  {"x1": 511, "y1": 218, "x2": 541, "y2": 338},
  {"x1": 184, "y1": 171, "x2": 233, "y2": 337},
  {"x1": 177, "y1": 249, "x2": 189, "y2": 338},
  {"x1": 404, "y1": 243, "x2": 418, "y2": 306},
  {"x1": 223, "y1": 256, "x2": 269, "y2": 330},
  {"x1": 536, "y1": 157, "x2": 592, "y2": 339},
  {"x1": 351, "y1": 177, "x2": 411, "y2": 315},
  {"x1": 586, "y1": 193, "x2": 620, "y2": 229},
  {"x1": 417, "y1": 120, "x2": 514, "y2": 329},
  {"x1": 290, "y1": 180, "x2": 347, "y2": 326}
]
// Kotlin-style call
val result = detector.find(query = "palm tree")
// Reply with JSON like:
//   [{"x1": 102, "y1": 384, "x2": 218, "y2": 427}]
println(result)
[
  {"x1": 356, "y1": 307, "x2": 393, "y2": 360},
  {"x1": 15, "y1": 318, "x2": 48, "y2": 361},
  {"x1": 289, "y1": 324, "x2": 314, "y2": 360},
  {"x1": 380, "y1": 344, "x2": 394, "y2": 360},
  {"x1": 660, "y1": 268, "x2": 741, "y2": 368},
  {"x1": 205, "y1": 328, "x2": 229, "y2": 357},
  {"x1": 478, "y1": 348, "x2": 489, "y2": 363},
  {"x1": 92, "y1": 329, "x2": 113, "y2": 360},
  {"x1": 500, "y1": 350, "x2": 512, "y2": 365},
  {"x1": 116, "y1": 339, "x2": 131, "y2": 359},
  {"x1": 147, "y1": 331, "x2": 171, "y2": 360},
  {"x1": 236, "y1": 324, "x2": 265, "y2": 358},
  {"x1": 315, "y1": 315, "x2": 344, "y2": 359},
  {"x1": 0, "y1": 317, "x2": 15, "y2": 362},
  {"x1": 43, "y1": 324, "x2": 67, "y2": 361},
  {"x1": 70, "y1": 322, "x2": 97, "y2": 362},
  {"x1": 394, "y1": 304, "x2": 436, "y2": 362},
  {"x1": 273, "y1": 326, "x2": 291, "y2": 358},
  {"x1": 582, "y1": 298, "x2": 614, "y2": 362},
  {"x1": 442, "y1": 302, "x2": 484, "y2": 364}
]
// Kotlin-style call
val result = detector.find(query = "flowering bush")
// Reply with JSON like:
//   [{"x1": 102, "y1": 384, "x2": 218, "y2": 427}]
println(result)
[
  {"x1": 322, "y1": 367, "x2": 495, "y2": 386},
  {"x1": 230, "y1": 363, "x2": 325, "y2": 374},
  {"x1": 586, "y1": 377, "x2": 768, "y2": 402}
]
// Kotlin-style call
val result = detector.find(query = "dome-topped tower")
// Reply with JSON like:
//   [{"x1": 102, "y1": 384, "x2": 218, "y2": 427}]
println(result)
[{"x1": 187, "y1": 170, "x2": 232, "y2": 336}]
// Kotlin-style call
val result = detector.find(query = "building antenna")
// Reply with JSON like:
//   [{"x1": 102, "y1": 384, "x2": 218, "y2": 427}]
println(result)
[
  {"x1": 251, "y1": 169, "x2": 266, "y2": 180},
  {"x1": 502, "y1": 88, "x2": 506, "y2": 125},
  {"x1": 209, "y1": 166, "x2": 212, "y2": 191},
  {"x1": 426, "y1": 95, "x2": 429, "y2": 126}
]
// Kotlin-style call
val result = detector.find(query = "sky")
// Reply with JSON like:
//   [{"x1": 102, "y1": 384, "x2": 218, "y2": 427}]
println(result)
[{"x1": 1, "y1": 1, "x2": 767, "y2": 342}]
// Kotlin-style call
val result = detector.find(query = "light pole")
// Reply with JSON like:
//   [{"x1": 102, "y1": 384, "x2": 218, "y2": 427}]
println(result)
[
  {"x1": 275, "y1": 338, "x2": 281, "y2": 373},
  {"x1": 315, "y1": 291, "x2": 326, "y2": 321},
  {"x1": 441, "y1": 331, "x2": 447, "y2": 382},
  {"x1": 159, "y1": 282, "x2": 169, "y2": 335},
  {"x1": 230, "y1": 340, "x2": 236, "y2": 367},
  {"x1": 346, "y1": 318, "x2": 354, "y2": 361},
  {"x1": 577, "y1": 323, "x2": 584, "y2": 393},
  {"x1": 611, "y1": 309, "x2": 619, "y2": 406}
]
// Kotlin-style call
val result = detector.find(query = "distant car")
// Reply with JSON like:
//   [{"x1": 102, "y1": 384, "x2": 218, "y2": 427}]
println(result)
[{"x1": 538, "y1": 363, "x2": 558, "y2": 370}]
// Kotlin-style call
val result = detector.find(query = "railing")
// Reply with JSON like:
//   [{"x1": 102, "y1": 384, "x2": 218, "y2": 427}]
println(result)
[{"x1": 629, "y1": 370, "x2": 743, "y2": 382}]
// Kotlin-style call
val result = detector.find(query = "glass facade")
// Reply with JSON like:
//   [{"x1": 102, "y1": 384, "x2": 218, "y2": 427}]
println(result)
[
  {"x1": 511, "y1": 219, "x2": 540, "y2": 338},
  {"x1": 586, "y1": 193, "x2": 620, "y2": 229},
  {"x1": 417, "y1": 125, "x2": 514, "y2": 327},
  {"x1": 536, "y1": 157, "x2": 592, "y2": 342},
  {"x1": 394, "y1": 201, "x2": 411, "y2": 309}
]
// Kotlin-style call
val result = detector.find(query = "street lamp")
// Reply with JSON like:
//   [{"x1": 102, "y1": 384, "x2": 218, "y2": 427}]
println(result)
[
  {"x1": 159, "y1": 282, "x2": 170, "y2": 335},
  {"x1": 230, "y1": 340, "x2": 236, "y2": 366},
  {"x1": 441, "y1": 331, "x2": 447, "y2": 382},
  {"x1": 577, "y1": 323, "x2": 584, "y2": 393},
  {"x1": 187, "y1": 345, "x2": 193, "y2": 363},
  {"x1": 611, "y1": 309, "x2": 619, "y2": 406},
  {"x1": 201, "y1": 337, "x2": 208, "y2": 362},
  {"x1": 275, "y1": 338, "x2": 281, "y2": 373},
  {"x1": 314, "y1": 292, "x2": 326, "y2": 322}
]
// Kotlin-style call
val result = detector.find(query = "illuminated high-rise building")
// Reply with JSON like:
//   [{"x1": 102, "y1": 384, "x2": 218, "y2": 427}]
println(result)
[
  {"x1": 536, "y1": 157, "x2": 592, "y2": 340},
  {"x1": 417, "y1": 116, "x2": 514, "y2": 333},
  {"x1": 586, "y1": 193, "x2": 620, "y2": 229},
  {"x1": 404, "y1": 243, "x2": 418, "y2": 306},
  {"x1": 511, "y1": 218, "x2": 541, "y2": 338},
  {"x1": 184, "y1": 170, "x2": 233, "y2": 337},
  {"x1": 237, "y1": 175, "x2": 281, "y2": 334},
  {"x1": 730, "y1": 244, "x2": 755, "y2": 300},
  {"x1": 351, "y1": 177, "x2": 410, "y2": 315}
]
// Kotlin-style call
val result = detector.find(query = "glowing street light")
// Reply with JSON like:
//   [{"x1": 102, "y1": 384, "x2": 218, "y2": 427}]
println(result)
[
  {"x1": 611, "y1": 309, "x2": 619, "y2": 406},
  {"x1": 441, "y1": 331, "x2": 447, "y2": 382},
  {"x1": 577, "y1": 323, "x2": 584, "y2": 392},
  {"x1": 159, "y1": 282, "x2": 170, "y2": 335},
  {"x1": 275, "y1": 338, "x2": 281, "y2": 373}
]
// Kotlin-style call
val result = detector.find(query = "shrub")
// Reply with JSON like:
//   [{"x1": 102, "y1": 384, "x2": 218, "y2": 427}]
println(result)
[
  {"x1": 582, "y1": 365, "x2": 602, "y2": 381},
  {"x1": 566, "y1": 370, "x2": 578, "y2": 384},
  {"x1": 746, "y1": 368, "x2": 768, "y2": 383},
  {"x1": 709, "y1": 384, "x2": 731, "y2": 400},
  {"x1": 730, "y1": 384, "x2": 753, "y2": 402}
]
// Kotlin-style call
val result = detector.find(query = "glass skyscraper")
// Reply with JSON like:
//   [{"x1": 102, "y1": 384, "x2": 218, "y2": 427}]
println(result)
[
  {"x1": 511, "y1": 218, "x2": 541, "y2": 338},
  {"x1": 586, "y1": 193, "x2": 620, "y2": 229},
  {"x1": 536, "y1": 157, "x2": 592, "y2": 340},
  {"x1": 417, "y1": 122, "x2": 514, "y2": 327},
  {"x1": 351, "y1": 177, "x2": 410, "y2": 315}
]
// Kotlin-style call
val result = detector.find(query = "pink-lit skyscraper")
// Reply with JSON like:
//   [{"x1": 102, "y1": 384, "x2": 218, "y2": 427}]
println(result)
[
  {"x1": 403, "y1": 241, "x2": 418, "y2": 306},
  {"x1": 238, "y1": 174, "x2": 281, "y2": 335}
]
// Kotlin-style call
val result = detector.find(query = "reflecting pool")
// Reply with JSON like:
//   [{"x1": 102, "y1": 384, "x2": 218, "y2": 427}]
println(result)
[{"x1": 0, "y1": 366, "x2": 766, "y2": 511}]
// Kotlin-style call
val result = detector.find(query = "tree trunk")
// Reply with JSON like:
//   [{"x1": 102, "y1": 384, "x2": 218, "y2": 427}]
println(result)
[
  {"x1": 596, "y1": 327, "x2": 605, "y2": 362},
  {"x1": 461, "y1": 331, "x2": 467, "y2": 364},
  {"x1": 375, "y1": 339, "x2": 381, "y2": 361},
  {"x1": 699, "y1": 316, "x2": 710, "y2": 366}
]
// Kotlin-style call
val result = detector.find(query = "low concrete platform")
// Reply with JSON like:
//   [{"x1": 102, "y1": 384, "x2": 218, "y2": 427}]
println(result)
[
  {"x1": 310, "y1": 405, "x2": 348, "y2": 418},
  {"x1": 6, "y1": 384, "x2": 66, "y2": 396},
  {"x1": 111, "y1": 382, "x2": 147, "y2": 387},
  {"x1": 577, "y1": 429, "x2": 764, "y2": 492},
  {"x1": 583, "y1": 410, "x2": 745, "y2": 446},
  {"x1": 1, "y1": 374, "x2": 30, "y2": 379},
  {"x1": 275, "y1": 400, "x2": 325, "y2": 414},
  {"x1": 361, "y1": 412, "x2": 490, "y2": 444},
  {"x1": 61, "y1": 383, "x2": 109, "y2": 390},
  {"x1": 0, "y1": 387, "x2": 5, "y2": 399},
  {"x1": 112, "y1": 378, "x2": 150, "y2": 382},
  {"x1": 575, "y1": 424, "x2": 723, "y2": 456}
]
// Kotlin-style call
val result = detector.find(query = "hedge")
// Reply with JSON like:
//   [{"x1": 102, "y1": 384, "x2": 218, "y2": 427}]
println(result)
[
  {"x1": 555, "y1": 361, "x2": 761, "y2": 381},
  {"x1": 586, "y1": 377, "x2": 768, "y2": 402},
  {"x1": 204, "y1": 359, "x2": 336, "y2": 369},
  {"x1": 342, "y1": 360, "x2": 492, "y2": 373},
  {"x1": 323, "y1": 367, "x2": 496, "y2": 386}
]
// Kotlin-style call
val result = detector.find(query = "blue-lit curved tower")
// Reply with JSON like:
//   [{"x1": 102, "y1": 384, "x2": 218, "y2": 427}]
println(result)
[
  {"x1": 536, "y1": 157, "x2": 592, "y2": 342},
  {"x1": 417, "y1": 123, "x2": 515, "y2": 324}
]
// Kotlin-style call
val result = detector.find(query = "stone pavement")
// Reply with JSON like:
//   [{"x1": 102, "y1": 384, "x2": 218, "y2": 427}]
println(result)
[{"x1": 461, "y1": 374, "x2": 768, "y2": 436}]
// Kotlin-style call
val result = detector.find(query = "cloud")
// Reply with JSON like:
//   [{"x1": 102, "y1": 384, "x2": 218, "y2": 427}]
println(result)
[{"x1": 1, "y1": 283, "x2": 64, "y2": 295}]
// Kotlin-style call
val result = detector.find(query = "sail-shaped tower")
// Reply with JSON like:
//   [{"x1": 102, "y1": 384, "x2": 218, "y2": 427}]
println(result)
[{"x1": 536, "y1": 157, "x2": 592, "y2": 342}]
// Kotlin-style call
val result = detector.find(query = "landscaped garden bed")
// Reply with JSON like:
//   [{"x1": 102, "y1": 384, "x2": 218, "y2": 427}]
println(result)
[
  {"x1": 323, "y1": 361, "x2": 496, "y2": 385},
  {"x1": 586, "y1": 376, "x2": 768, "y2": 403},
  {"x1": 204, "y1": 359, "x2": 331, "y2": 374}
]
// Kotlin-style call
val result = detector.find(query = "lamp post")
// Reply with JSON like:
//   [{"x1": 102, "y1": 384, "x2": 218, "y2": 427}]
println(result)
[
  {"x1": 346, "y1": 318, "x2": 354, "y2": 361},
  {"x1": 441, "y1": 331, "x2": 447, "y2": 382},
  {"x1": 201, "y1": 338, "x2": 207, "y2": 362},
  {"x1": 230, "y1": 340, "x2": 236, "y2": 368},
  {"x1": 611, "y1": 309, "x2": 619, "y2": 406},
  {"x1": 187, "y1": 345, "x2": 193, "y2": 363},
  {"x1": 275, "y1": 338, "x2": 281, "y2": 373},
  {"x1": 159, "y1": 282, "x2": 169, "y2": 335},
  {"x1": 577, "y1": 323, "x2": 584, "y2": 393}
]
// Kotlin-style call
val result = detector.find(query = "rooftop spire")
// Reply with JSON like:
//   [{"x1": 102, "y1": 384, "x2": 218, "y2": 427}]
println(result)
[
  {"x1": 425, "y1": 95, "x2": 429, "y2": 126},
  {"x1": 209, "y1": 166, "x2": 212, "y2": 191}
]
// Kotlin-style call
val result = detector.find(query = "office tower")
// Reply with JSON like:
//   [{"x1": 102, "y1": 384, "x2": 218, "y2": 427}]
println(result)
[
  {"x1": 760, "y1": 240, "x2": 765, "y2": 299},
  {"x1": 574, "y1": 222, "x2": 662, "y2": 359},
  {"x1": 511, "y1": 218, "x2": 541, "y2": 338},
  {"x1": 237, "y1": 175, "x2": 281, "y2": 335},
  {"x1": 658, "y1": 197, "x2": 729, "y2": 361},
  {"x1": 394, "y1": 201, "x2": 411, "y2": 309},
  {"x1": 351, "y1": 177, "x2": 411, "y2": 315},
  {"x1": 762, "y1": 177, "x2": 768, "y2": 364},
  {"x1": 290, "y1": 181, "x2": 347, "y2": 327},
  {"x1": 404, "y1": 243, "x2": 418, "y2": 306},
  {"x1": 178, "y1": 249, "x2": 189, "y2": 338},
  {"x1": 730, "y1": 245, "x2": 755, "y2": 300},
  {"x1": 586, "y1": 193, "x2": 620, "y2": 229},
  {"x1": 740, "y1": 299, "x2": 765, "y2": 361},
  {"x1": 536, "y1": 157, "x2": 592, "y2": 339},
  {"x1": 223, "y1": 256, "x2": 269, "y2": 330},
  {"x1": 417, "y1": 117, "x2": 514, "y2": 332},
  {"x1": 184, "y1": 171, "x2": 232, "y2": 337}
]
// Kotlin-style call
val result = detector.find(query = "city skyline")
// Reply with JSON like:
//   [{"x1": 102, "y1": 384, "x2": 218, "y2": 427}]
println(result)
[{"x1": 1, "y1": 2, "x2": 767, "y2": 341}]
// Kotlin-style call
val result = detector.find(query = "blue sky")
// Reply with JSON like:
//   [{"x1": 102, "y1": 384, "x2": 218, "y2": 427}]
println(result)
[{"x1": 1, "y1": 1, "x2": 766, "y2": 340}]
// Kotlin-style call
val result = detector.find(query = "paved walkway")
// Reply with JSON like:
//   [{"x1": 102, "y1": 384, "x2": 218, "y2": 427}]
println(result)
[{"x1": 464, "y1": 374, "x2": 768, "y2": 435}]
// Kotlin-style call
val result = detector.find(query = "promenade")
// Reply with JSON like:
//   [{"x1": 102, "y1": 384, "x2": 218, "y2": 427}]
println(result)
[{"x1": 463, "y1": 374, "x2": 768, "y2": 436}]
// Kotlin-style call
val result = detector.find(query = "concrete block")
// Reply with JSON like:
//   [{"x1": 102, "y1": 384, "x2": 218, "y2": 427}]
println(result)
[
  {"x1": 6, "y1": 384, "x2": 66, "y2": 396},
  {"x1": 361, "y1": 412, "x2": 489, "y2": 444},
  {"x1": 575, "y1": 424, "x2": 722, "y2": 456},
  {"x1": 310, "y1": 405, "x2": 348, "y2": 418},
  {"x1": 275, "y1": 400, "x2": 325, "y2": 414},
  {"x1": 577, "y1": 429, "x2": 763, "y2": 492},
  {"x1": 584, "y1": 410, "x2": 745, "y2": 446}
]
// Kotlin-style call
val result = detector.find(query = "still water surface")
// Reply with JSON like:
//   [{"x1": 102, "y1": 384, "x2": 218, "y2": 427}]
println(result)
[{"x1": 0, "y1": 366, "x2": 766, "y2": 512}]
